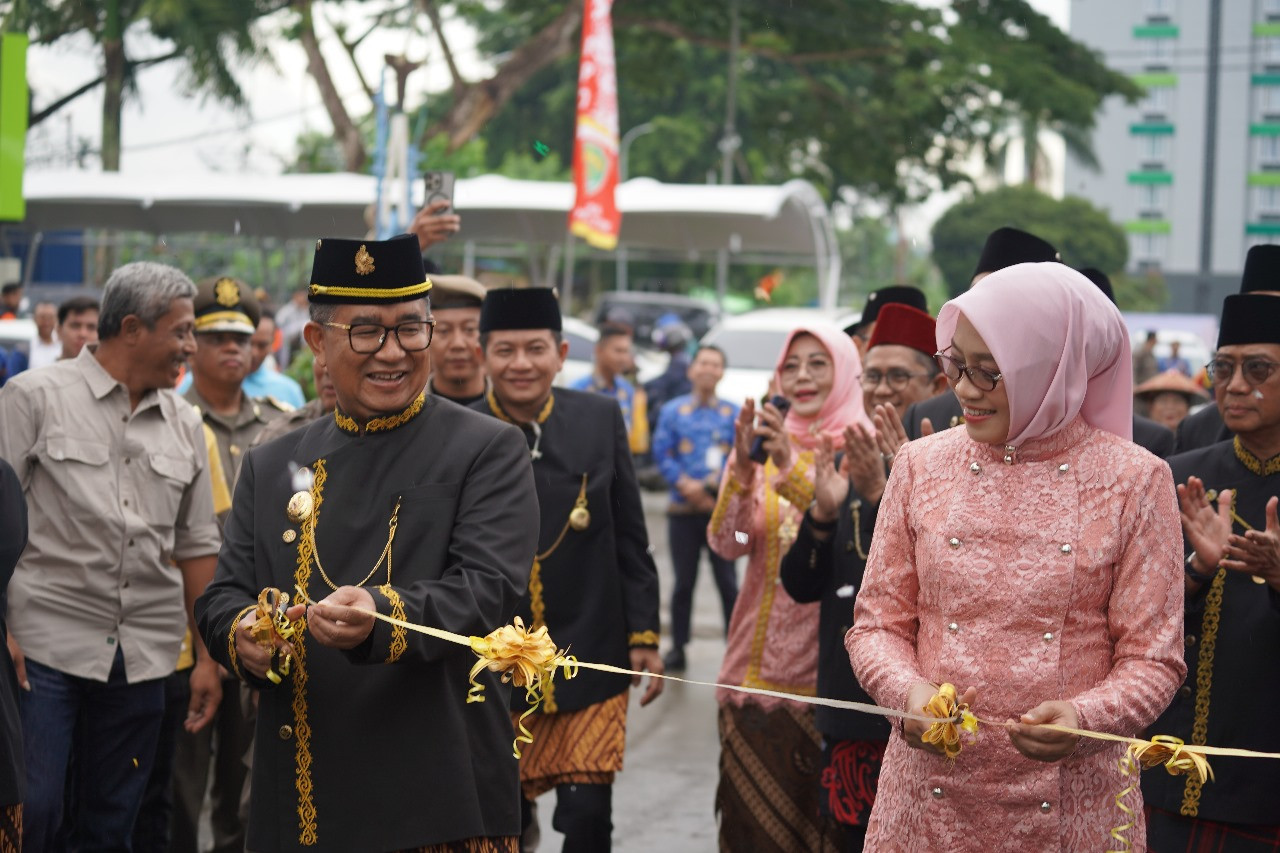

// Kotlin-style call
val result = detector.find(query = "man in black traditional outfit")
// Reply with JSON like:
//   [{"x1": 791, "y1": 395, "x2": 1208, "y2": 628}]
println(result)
[
  {"x1": 1143, "y1": 292, "x2": 1280, "y2": 848},
  {"x1": 197, "y1": 234, "x2": 539, "y2": 853},
  {"x1": 472, "y1": 287, "x2": 663, "y2": 853},
  {"x1": 1175, "y1": 244, "x2": 1280, "y2": 453}
]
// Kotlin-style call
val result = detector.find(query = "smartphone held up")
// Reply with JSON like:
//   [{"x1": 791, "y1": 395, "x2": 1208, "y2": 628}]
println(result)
[{"x1": 748, "y1": 395, "x2": 791, "y2": 464}]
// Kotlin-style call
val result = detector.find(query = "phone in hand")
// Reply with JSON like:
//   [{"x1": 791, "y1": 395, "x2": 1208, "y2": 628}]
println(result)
[
  {"x1": 748, "y1": 395, "x2": 792, "y2": 464},
  {"x1": 423, "y1": 170, "x2": 455, "y2": 215}
]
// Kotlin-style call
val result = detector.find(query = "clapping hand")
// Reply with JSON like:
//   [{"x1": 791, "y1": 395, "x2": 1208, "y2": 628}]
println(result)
[
  {"x1": 812, "y1": 434, "x2": 848, "y2": 526},
  {"x1": 844, "y1": 422, "x2": 886, "y2": 505},
  {"x1": 1177, "y1": 477, "x2": 1233, "y2": 578},
  {"x1": 1223, "y1": 495, "x2": 1280, "y2": 591}
]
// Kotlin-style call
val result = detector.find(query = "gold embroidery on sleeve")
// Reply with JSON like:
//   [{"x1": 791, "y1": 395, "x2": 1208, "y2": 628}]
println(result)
[
  {"x1": 628, "y1": 631, "x2": 660, "y2": 647},
  {"x1": 292, "y1": 459, "x2": 325, "y2": 845},
  {"x1": 378, "y1": 583, "x2": 408, "y2": 663}
]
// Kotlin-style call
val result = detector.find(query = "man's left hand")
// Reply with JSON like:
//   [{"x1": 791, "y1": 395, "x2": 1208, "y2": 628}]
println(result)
[
  {"x1": 1223, "y1": 495, "x2": 1280, "y2": 590},
  {"x1": 308, "y1": 586, "x2": 377, "y2": 650},
  {"x1": 1007, "y1": 700, "x2": 1080, "y2": 762},
  {"x1": 186, "y1": 657, "x2": 223, "y2": 733},
  {"x1": 629, "y1": 647, "x2": 665, "y2": 707}
]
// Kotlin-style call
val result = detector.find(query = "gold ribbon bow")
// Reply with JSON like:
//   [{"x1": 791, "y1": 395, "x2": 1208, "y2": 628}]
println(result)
[
  {"x1": 249, "y1": 588, "x2": 303, "y2": 685},
  {"x1": 920, "y1": 683, "x2": 979, "y2": 760},
  {"x1": 1129, "y1": 735, "x2": 1215, "y2": 784},
  {"x1": 466, "y1": 617, "x2": 580, "y2": 757}
]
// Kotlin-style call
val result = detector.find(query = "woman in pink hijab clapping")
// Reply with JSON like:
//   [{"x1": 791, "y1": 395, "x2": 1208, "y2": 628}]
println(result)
[
  {"x1": 708, "y1": 323, "x2": 872, "y2": 851},
  {"x1": 847, "y1": 263, "x2": 1186, "y2": 851}
]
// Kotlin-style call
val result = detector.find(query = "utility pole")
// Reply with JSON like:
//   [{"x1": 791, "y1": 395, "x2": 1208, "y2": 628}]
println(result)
[
  {"x1": 719, "y1": 0, "x2": 741, "y2": 185},
  {"x1": 1197, "y1": 0, "x2": 1222, "y2": 313}
]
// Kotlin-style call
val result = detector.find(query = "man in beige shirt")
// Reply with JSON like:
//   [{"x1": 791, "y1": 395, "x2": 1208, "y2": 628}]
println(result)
[{"x1": 0, "y1": 261, "x2": 222, "y2": 851}]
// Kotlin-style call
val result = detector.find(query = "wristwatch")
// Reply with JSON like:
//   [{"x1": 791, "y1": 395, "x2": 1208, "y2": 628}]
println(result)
[{"x1": 1184, "y1": 551, "x2": 1217, "y2": 583}]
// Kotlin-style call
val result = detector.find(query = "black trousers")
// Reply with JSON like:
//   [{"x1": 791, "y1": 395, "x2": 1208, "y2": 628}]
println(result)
[
  {"x1": 523, "y1": 783, "x2": 612, "y2": 852},
  {"x1": 667, "y1": 513, "x2": 737, "y2": 649}
]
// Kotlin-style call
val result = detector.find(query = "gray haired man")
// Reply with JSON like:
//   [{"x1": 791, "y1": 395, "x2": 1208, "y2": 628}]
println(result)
[{"x1": 0, "y1": 262, "x2": 222, "y2": 850}]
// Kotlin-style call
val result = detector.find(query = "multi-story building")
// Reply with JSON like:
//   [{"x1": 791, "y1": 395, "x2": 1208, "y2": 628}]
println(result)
[{"x1": 1067, "y1": 0, "x2": 1279, "y2": 311}]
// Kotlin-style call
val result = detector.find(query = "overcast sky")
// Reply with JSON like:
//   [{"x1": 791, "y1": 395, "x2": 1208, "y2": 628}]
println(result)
[{"x1": 24, "y1": 0, "x2": 1070, "y2": 177}]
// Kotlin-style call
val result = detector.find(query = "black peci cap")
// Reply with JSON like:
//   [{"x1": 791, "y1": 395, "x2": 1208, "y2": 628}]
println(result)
[
  {"x1": 1076, "y1": 268, "x2": 1115, "y2": 305},
  {"x1": 1240, "y1": 244, "x2": 1280, "y2": 294},
  {"x1": 479, "y1": 288, "x2": 562, "y2": 333},
  {"x1": 309, "y1": 234, "x2": 432, "y2": 305},
  {"x1": 1218, "y1": 293, "x2": 1280, "y2": 347},
  {"x1": 857, "y1": 285, "x2": 928, "y2": 329},
  {"x1": 972, "y1": 227, "x2": 1059, "y2": 279}
]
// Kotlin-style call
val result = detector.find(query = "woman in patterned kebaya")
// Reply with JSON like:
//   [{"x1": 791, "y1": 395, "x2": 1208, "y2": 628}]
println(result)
[
  {"x1": 847, "y1": 263, "x2": 1186, "y2": 851},
  {"x1": 708, "y1": 323, "x2": 872, "y2": 851}
]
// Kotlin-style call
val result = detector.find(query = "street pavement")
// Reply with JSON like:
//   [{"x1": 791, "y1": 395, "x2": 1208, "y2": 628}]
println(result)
[{"x1": 531, "y1": 489, "x2": 734, "y2": 852}]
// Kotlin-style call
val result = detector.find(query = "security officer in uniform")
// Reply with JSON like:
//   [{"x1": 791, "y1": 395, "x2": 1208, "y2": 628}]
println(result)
[
  {"x1": 185, "y1": 277, "x2": 290, "y2": 501},
  {"x1": 473, "y1": 288, "x2": 663, "y2": 853},
  {"x1": 174, "y1": 276, "x2": 288, "y2": 853},
  {"x1": 197, "y1": 234, "x2": 538, "y2": 852}
]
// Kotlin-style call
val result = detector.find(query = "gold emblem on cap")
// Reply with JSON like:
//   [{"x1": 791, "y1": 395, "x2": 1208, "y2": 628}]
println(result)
[
  {"x1": 215, "y1": 277, "x2": 240, "y2": 307},
  {"x1": 287, "y1": 491, "x2": 314, "y2": 523},
  {"x1": 355, "y1": 244, "x2": 375, "y2": 276},
  {"x1": 282, "y1": 529, "x2": 297, "y2": 544}
]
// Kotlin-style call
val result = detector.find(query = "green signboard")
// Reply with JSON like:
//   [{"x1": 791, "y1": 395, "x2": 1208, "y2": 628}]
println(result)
[{"x1": 0, "y1": 34, "x2": 28, "y2": 222}]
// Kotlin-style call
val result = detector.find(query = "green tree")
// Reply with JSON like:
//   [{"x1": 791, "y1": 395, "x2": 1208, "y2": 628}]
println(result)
[
  {"x1": 930, "y1": 185, "x2": 1148, "y2": 305},
  {"x1": 431, "y1": 0, "x2": 1138, "y2": 206},
  {"x1": 11, "y1": 0, "x2": 279, "y2": 169}
]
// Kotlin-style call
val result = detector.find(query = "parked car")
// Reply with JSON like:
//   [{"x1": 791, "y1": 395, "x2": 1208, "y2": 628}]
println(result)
[
  {"x1": 592, "y1": 291, "x2": 721, "y2": 349},
  {"x1": 700, "y1": 308, "x2": 860, "y2": 406},
  {"x1": 0, "y1": 318, "x2": 35, "y2": 353}
]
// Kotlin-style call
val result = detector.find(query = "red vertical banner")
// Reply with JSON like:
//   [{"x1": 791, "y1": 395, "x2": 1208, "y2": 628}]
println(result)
[{"x1": 568, "y1": 0, "x2": 621, "y2": 250}]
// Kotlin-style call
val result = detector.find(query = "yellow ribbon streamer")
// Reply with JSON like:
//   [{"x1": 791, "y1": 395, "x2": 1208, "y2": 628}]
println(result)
[
  {"x1": 1108, "y1": 752, "x2": 1139, "y2": 852},
  {"x1": 277, "y1": 588, "x2": 1280, "y2": 772}
]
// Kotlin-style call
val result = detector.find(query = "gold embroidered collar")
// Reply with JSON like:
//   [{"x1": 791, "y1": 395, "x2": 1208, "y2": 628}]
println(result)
[
  {"x1": 485, "y1": 388, "x2": 554, "y2": 425},
  {"x1": 333, "y1": 391, "x2": 425, "y2": 435},
  {"x1": 1233, "y1": 436, "x2": 1280, "y2": 476}
]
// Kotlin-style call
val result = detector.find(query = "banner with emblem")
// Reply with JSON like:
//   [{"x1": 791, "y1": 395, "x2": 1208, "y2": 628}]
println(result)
[{"x1": 568, "y1": 0, "x2": 622, "y2": 251}]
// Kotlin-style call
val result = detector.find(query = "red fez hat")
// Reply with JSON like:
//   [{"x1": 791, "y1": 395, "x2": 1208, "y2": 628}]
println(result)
[{"x1": 867, "y1": 303, "x2": 936, "y2": 357}]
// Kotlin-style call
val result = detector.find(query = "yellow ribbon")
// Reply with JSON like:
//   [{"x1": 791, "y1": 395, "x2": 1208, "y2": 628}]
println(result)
[
  {"x1": 249, "y1": 588, "x2": 303, "y2": 685},
  {"x1": 274, "y1": 589, "x2": 1280, "y2": 773},
  {"x1": 465, "y1": 617, "x2": 579, "y2": 758},
  {"x1": 1108, "y1": 752, "x2": 1139, "y2": 852},
  {"x1": 919, "y1": 683, "x2": 980, "y2": 760}
]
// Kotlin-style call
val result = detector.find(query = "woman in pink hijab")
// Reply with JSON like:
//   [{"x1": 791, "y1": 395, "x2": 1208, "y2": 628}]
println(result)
[
  {"x1": 847, "y1": 263, "x2": 1186, "y2": 851},
  {"x1": 708, "y1": 323, "x2": 872, "y2": 851}
]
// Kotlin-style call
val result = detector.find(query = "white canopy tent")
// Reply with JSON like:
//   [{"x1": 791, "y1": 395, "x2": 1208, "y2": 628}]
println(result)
[{"x1": 15, "y1": 171, "x2": 841, "y2": 307}]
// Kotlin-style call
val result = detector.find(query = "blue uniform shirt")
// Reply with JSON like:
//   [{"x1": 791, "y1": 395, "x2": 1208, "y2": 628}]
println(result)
[
  {"x1": 571, "y1": 373, "x2": 638, "y2": 433},
  {"x1": 652, "y1": 393, "x2": 738, "y2": 505}
]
